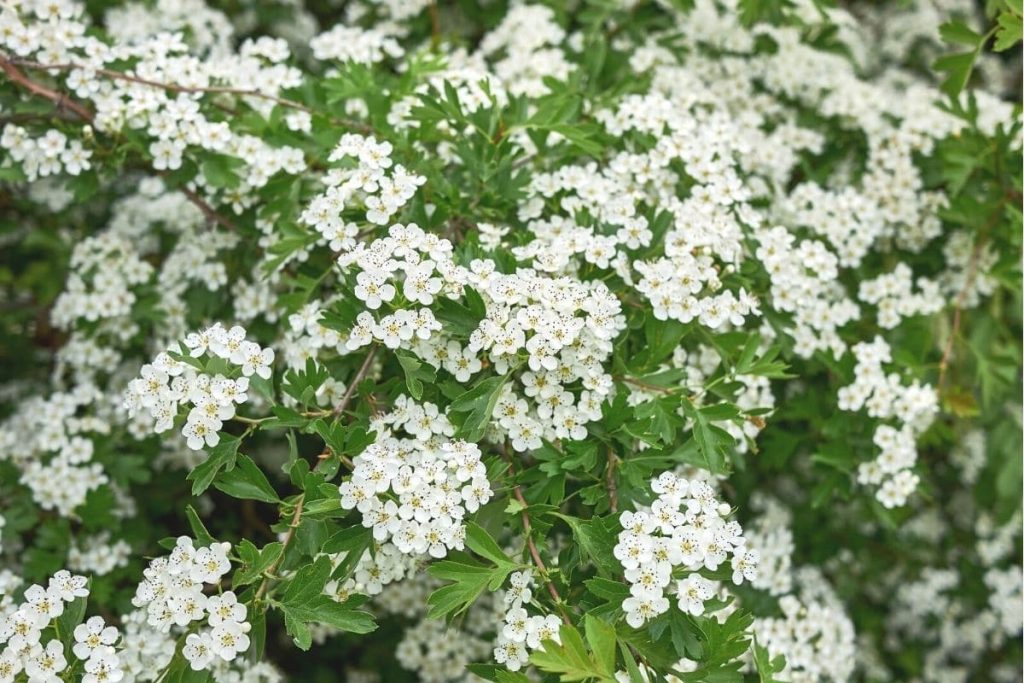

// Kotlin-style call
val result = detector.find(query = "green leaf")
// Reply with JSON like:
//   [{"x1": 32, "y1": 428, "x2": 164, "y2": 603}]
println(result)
[
  {"x1": 55, "y1": 593, "x2": 88, "y2": 660},
  {"x1": 426, "y1": 560, "x2": 496, "y2": 619},
  {"x1": 213, "y1": 454, "x2": 281, "y2": 503},
  {"x1": 584, "y1": 615, "x2": 617, "y2": 676},
  {"x1": 201, "y1": 153, "x2": 245, "y2": 189},
  {"x1": 281, "y1": 556, "x2": 333, "y2": 607},
  {"x1": 994, "y1": 8, "x2": 1023, "y2": 50},
  {"x1": 939, "y1": 21, "x2": 982, "y2": 46},
  {"x1": 465, "y1": 522, "x2": 516, "y2": 568},
  {"x1": 530, "y1": 623, "x2": 616, "y2": 682},
  {"x1": 681, "y1": 399, "x2": 733, "y2": 476},
  {"x1": 232, "y1": 541, "x2": 284, "y2": 587},
  {"x1": 448, "y1": 374, "x2": 508, "y2": 442},
  {"x1": 396, "y1": 349, "x2": 436, "y2": 400},
  {"x1": 618, "y1": 641, "x2": 647, "y2": 683},
  {"x1": 188, "y1": 435, "x2": 240, "y2": 495},
  {"x1": 281, "y1": 597, "x2": 376, "y2": 640},
  {"x1": 935, "y1": 50, "x2": 978, "y2": 97},
  {"x1": 752, "y1": 636, "x2": 786, "y2": 682},
  {"x1": 553, "y1": 514, "x2": 619, "y2": 578},
  {"x1": 185, "y1": 505, "x2": 215, "y2": 545}
]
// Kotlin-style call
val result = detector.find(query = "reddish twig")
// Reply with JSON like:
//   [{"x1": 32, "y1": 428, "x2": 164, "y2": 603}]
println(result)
[
  {"x1": 254, "y1": 495, "x2": 304, "y2": 601},
  {"x1": 176, "y1": 183, "x2": 237, "y2": 230},
  {"x1": 506, "y1": 458, "x2": 571, "y2": 625},
  {"x1": 333, "y1": 346, "x2": 377, "y2": 417},
  {"x1": 0, "y1": 55, "x2": 239, "y2": 230},
  {"x1": 9, "y1": 57, "x2": 373, "y2": 133},
  {"x1": 937, "y1": 238, "x2": 984, "y2": 391},
  {"x1": 0, "y1": 56, "x2": 93, "y2": 121},
  {"x1": 605, "y1": 448, "x2": 619, "y2": 514}
]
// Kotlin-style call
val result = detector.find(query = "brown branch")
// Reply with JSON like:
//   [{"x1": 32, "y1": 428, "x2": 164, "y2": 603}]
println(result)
[
  {"x1": 333, "y1": 346, "x2": 377, "y2": 417},
  {"x1": 616, "y1": 375, "x2": 675, "y2": 394},
  {"x1": 937, "y1": 241, "x2": 982, "y2": 391},
  {"x1": 428, "y1": 2, "x2": 442, "y2": 50},
  {"x1": 0, "y1": 56, "x2": 94, "y2": 122},
  {"x1": 254, "y1": 494, "x2": 304, "y2": 601},
  {"x1": 9, "y1": 57, "x2": 373, "y2": 133},
  {"x1": 605, "y1": 448, "x2": 619, "y2": 514},
  {"x1": 505, "y1": 457, "x2": 571, "y2": 625},
  {"x1": 0, "y1": 55, "x2": 241, "y2": 230},
  {"x1": 176, "y1": 182, "x2": 236, "y2": 230}
]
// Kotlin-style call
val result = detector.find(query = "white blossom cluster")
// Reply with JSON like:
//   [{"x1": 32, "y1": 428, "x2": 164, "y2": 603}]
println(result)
[
  {"x1": 0, "y1": 125, "x2": 92, "y2": 181},
  {"x1": 131, "y1": 537, "x2": 251, "y2": 671},
  {"x1": 0, "y1": 386, "x2": 110, "y2": 516},
  {"x1": 476, "y1": 5, "x2": 573, "y2": 97},
  {"x1": 305, "y1": 218, "x2": 627, "y2": 453},
  {"x1": 51, "y1": 232, "x2": 155, "y2": 329},
  {"x1": 753, "y1": 225, "x2": 859, "y2": 358},
  {"x1": 325, "y1": 543, "x2": 419, "y2": 601},
  {"x1": 0, "y1": 0, "x2": 1019, "y2": 681},
  {"x1": 339, "y1": 396, "x2": 493, "y2": 559},
  {"x1": 310, "y1": 24, "x2": 403, "y2": 65},
  {"x1": 614, "y1": 472, "x2": 757, "y2": 627},
  {"x1": 300, "y1": 134, "x2": 426, "y2": 245},
  {"x1": 124, "y1": 323, "x2": 273, "y2": 450},
  {"x1": 858, "y1": 263, "x2": 944, "y2": 329},
  {"x1": 752, "y1": 569, "x2": 856, "y2": 683},
  {"x1": 837, "y1": 337, "x2": 939, "y2": 507},
  {"x1": 114, "y1": 605, "x2": 283, "y2": 683},
  {"x1": 465, "y1": 270, "x2": 625, "y2": 449},
  {"x1": 68, "y1": 532, "x2": 133, "y2": 576},
  {"x1": 492, "y1": 570, "x2": 562, "y2": 672},
  {"x1": 396, "y1": 618, "x2": 494, "y2": 683},
  {"x1": 0, "y1": 571, "x2": 124, "y2": 683},
  {"x1": 0, "y1": 0, "x2": 307, "y2": 206},
  {"x1": 743, "y1": 497, "x2": 795, "y2": 597}
]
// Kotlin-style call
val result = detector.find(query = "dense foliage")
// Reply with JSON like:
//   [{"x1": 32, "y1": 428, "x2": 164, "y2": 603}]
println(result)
[{"x1": 0, "y1": 0, "x2": 1021, "y2": 682}]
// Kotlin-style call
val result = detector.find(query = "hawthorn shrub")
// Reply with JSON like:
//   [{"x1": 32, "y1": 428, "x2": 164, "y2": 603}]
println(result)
[{"x1": 0, "y1": 0, "x2": 1021, "y2": 682}]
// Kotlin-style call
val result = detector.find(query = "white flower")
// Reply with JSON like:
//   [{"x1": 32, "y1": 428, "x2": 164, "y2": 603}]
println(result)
[
  {"x1": 73, "y1": 616, "x2": 119, "y2": 660},
  {"x1": 677, "y1": 574, "x2": 715, "y2": 616}
]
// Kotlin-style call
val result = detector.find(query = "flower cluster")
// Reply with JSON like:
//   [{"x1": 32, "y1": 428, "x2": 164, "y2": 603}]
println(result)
[
  {"x1": 0, "y1": 125, "x2": 92, "y2": 181},
  {"x1": 752, "y1": 570, "x2": 856, "y2": 683},
  {"x1": 858, "y1": 263, "x2": 944, "y2": 329},
  {"x1": 68, "y1": 532, "x2": 133, "y2": 576},
  {"x1": 51, "y1": 232, "x2": 155, "y2": 329},
  {"x1": 493, "y1": 570, "x2": 562, "y2": 672},
  {"x1": 0, "y1": 571, "x2": 124, "y2": 683},
  {"x1": 0, "y1": 387, "x2": 110, "y2": 516},
  {"x1": 301, "y1": 134, "x2": 426, "y2": 242},
  {"x1": 0, "y1": 0, "x2": 1020, "y2": 681},
  {"x1": 124, "y1": 323, "x2": 273, "y2": 450},
  {"x1": 837, "y1": 337, "x2": 938, "y2": 507},
  {"x1": 132, "y1": 537, "x2": 251, "y2": 670},
  {"x1": 339, "y1": 397, "x2": 493, "y2": 558},
  {"x1": 615, "y1": 472, "x2": 757, "y2": 626}
]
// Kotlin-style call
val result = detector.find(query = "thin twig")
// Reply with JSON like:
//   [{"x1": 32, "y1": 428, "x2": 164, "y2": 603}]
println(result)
[
  {"x1": 177, "y1": 182, "x2": 237, "y2": 230},
  {"x1": 0, "y1": 57, "x2": 93, "y2": 121},
  {"x1": 605, "y1": 448, "x2": 619, "y2": 514},
  {"x1": 428, "y1": 1, "x2": 442, "y2": 50},
  {"x1": 938, "y1": 230, "x2": 989, "y2": 391},
  {"x1": 254, "y1": 495, "x2": 304, "y2": 601},
  {"x1": 505, "y1": 457, "x2": 571, "y2": 625},
  {"x1": 617, "y1": 375, "x2": 675, "y2": 394},
  {"x1": 333, "y1": 346, "x2": 377, "y2": 417},
  {"x1": 0, "y1": 55, "x2": 237, "y2": 230},
  {"x1": 8, "y1": 57, "x2": 373, "y2": 133}
]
